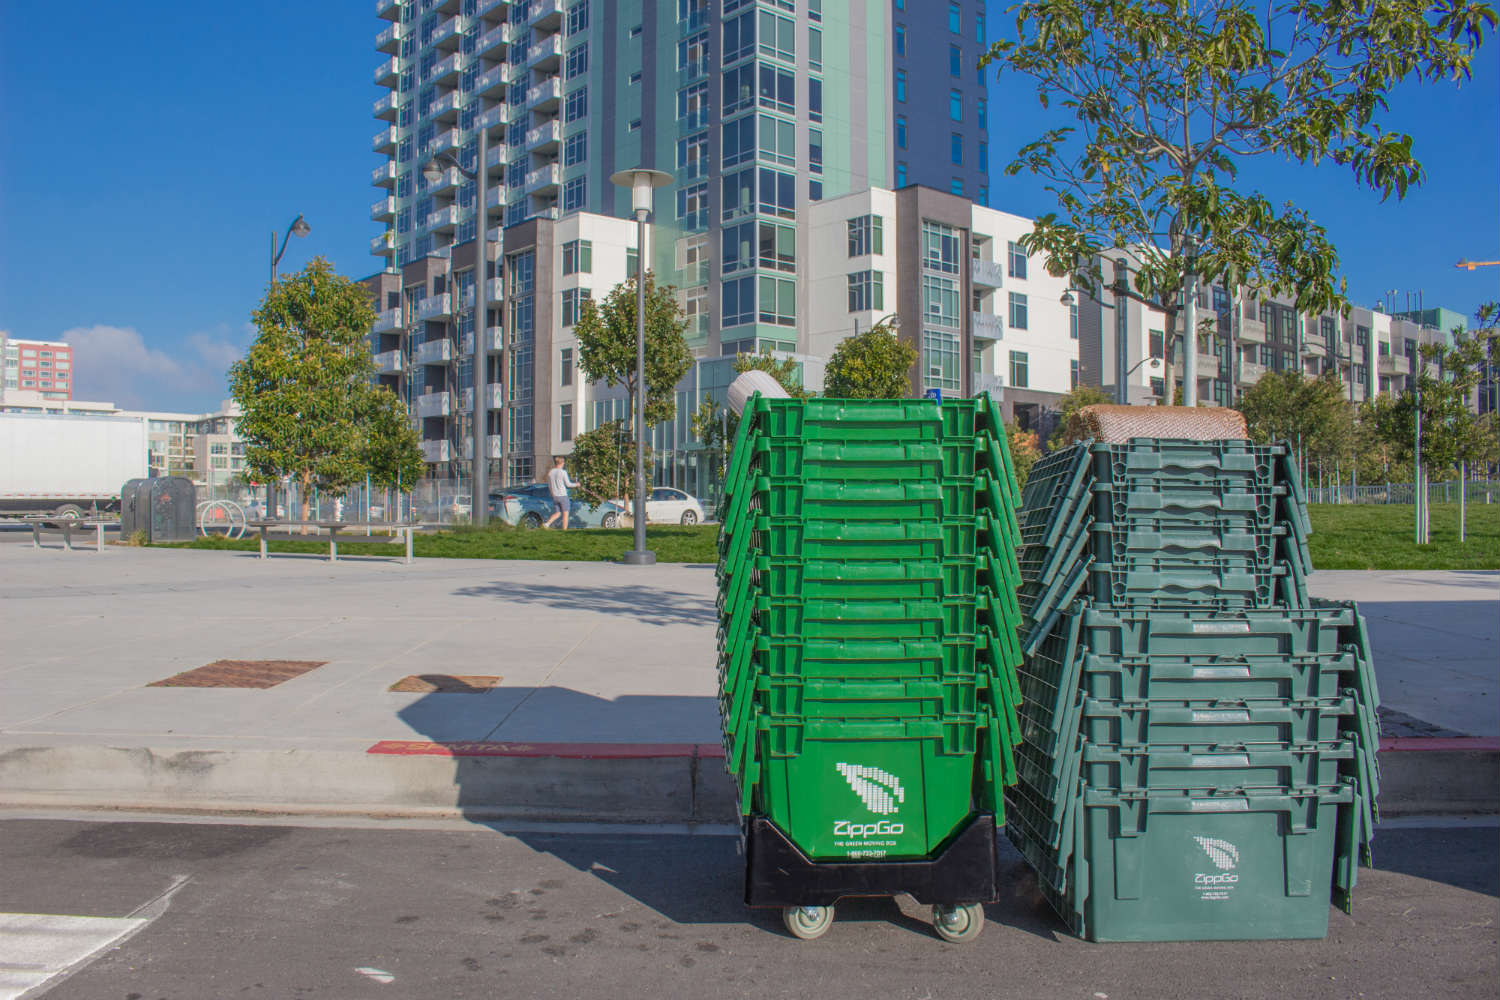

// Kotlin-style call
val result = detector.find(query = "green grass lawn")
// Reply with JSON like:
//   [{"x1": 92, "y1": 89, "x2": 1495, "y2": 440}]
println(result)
[
  {"x1": 1307, "y1": 502, "x2": 1500, "y2": 570},
  {"x1": 165, "y1": 523, "x2": 719, "y2": 563}
]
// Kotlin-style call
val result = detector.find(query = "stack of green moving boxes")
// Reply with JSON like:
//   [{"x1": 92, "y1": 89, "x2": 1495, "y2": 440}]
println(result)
[
  {"x1": 1007, "y1": 437, "x2": 1380, "y2": 941},
  {"x1": 717, "y1": 394, "x2": 1024, "y2": 938}
]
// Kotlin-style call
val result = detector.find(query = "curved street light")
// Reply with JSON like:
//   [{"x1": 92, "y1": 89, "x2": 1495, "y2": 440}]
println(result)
[
  {"x1": 270, "y1": 214, "x2": 311, "y2": 285},
  {"x1": 422, "y1": 130, "x2": 495, "y2": 524}
]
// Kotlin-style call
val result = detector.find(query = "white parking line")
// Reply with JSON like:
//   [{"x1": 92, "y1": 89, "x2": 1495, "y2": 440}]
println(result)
[{"x1": 0, "y1": 874, "x2": 189, "y2": 999}]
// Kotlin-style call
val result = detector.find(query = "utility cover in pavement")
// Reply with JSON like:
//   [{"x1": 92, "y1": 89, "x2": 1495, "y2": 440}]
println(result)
[
  {"x1": 388, "y1": 675, "x2": 503, "y2": 693},
  {"x1": 148, "y1": 660, "x2": 328, "y2": 689}
]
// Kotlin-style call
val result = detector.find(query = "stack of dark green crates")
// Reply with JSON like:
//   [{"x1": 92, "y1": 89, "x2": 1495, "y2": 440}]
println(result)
[
  {"x1": 717, "y1": 393, "x2": 1024, "y2": 938},
  {"x1": 1007, "y1": 437, "x2": 1381, "y2": 941}
]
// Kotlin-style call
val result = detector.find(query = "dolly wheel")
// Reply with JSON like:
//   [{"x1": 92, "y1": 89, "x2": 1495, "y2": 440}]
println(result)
[
  {"x1": 932, "y1": 903, "x2": 985, "y2": 943},
  {"x1": 782, "y1": 905, "x2": 834, "y2": 940}
]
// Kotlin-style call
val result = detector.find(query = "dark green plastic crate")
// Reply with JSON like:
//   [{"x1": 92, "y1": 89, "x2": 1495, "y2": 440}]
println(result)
[
  {"x1": 1076, "y1": 604, "x2": 1359, "y2": 659},
  {"x1": 1078, "y1": 695, "x2": 1355, "y2": 746},
  {"x1": 1079, "y1": 649, "x2": 1370, "y2": 703},
  {"x1": 1079, "y1": 740, "x2": 1355, "y2": 792}
]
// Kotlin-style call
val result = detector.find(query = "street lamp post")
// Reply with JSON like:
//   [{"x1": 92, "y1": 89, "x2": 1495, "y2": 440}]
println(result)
[
  {"x1": 424, "y1": 130, "x2": 493, "y2": 525},
  {"x1": 267, "y1": 214, "x2": 311, "y2": 519},
  {"x1": 610, "y1": 167, "x2": 673, "y2": 567}
]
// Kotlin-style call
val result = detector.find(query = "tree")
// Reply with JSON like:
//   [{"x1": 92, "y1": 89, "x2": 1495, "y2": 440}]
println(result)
[
  {"x1": 1048, "y1": 383, "x2": 1113, "y2": 448},
  {"x1": 1007, "y1": 422, "x2": 1042, "y2": 489},
  {"x1": 230, "y1": 258, "x2": 378, "y2": 521},
  {"x1": 983, "y1": 0, "x2": 1494, "y2": 403},
  {"x1": 574, "y1": 272, "x2": 693, "y2": 431},
  {"x1": 824, "y1": 323, "x2": 919, "y2": 398},
  {"x1": 1237, "y1": 369, "x2": 1352, "y2": 480},
  {"x1": 569, "y1": 419, "x2": 650, "y2": 506},
  {"x1": 360, "y1": 387, "x2": 424, "y2": 494},
  {"x1": 690, "y1": 349, "x2": 811, "y2": 490}
]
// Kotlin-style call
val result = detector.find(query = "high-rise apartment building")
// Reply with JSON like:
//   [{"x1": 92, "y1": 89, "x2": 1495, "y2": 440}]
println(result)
[
  {"x1": 2, "y1": 337, "x2": 73, "y2": 401},
  {"x1": 366, "y1": 0, "x2": 992, "y2": 489}
]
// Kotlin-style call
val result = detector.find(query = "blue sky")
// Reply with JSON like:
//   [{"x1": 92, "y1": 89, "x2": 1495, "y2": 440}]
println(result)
[{"x1": 1, "y1": 2, "x2": 1496, "y2": 412}]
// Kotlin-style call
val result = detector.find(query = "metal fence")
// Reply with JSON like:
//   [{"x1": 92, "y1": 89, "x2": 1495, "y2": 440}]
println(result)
[{"x1": 1305, "y1": 480, "x2": 1500, "y2": 505}]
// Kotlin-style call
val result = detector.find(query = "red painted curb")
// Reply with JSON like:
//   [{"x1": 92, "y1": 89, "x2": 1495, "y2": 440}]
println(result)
[
  {"x1": 1378, "y1": 737, "x2": 1500, "y2": 752},
  {"x1": 367, "y1": 739, "x2": 722, "y2": 759}
]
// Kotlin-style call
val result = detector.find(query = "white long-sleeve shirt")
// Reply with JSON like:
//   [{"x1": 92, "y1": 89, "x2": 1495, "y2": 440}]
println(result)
[{"x1": 547, "y1": 466, "x2": 578, "y2": 499}]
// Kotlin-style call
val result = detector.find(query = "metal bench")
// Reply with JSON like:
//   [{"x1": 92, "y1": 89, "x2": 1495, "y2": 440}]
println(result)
[
  {"x1": 246, "y1": 520, "x2": 418, "y2": 564},
  {"x1": 24, "y1": 516, "x2": 112, "y2": 553}
]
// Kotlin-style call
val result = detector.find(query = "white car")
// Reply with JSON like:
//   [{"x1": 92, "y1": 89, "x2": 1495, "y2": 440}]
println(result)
[{"x1": 615, "y1": 487, "x2": 707, "y2": 525}]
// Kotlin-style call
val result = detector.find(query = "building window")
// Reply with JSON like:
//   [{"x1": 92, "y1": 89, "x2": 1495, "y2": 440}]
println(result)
[
  {"x1": 562, "y1": 239, "x2": 592, "y2": 275},
  {"x1": 722, "y1": 114, "x2": 755, "y2": 167},
  {"x1": 922, "y1": 221, "x2": 960, "y2": 274},
  {"x1": 896, "y1": 162, "x2": 908, "y2": 186},
  {"x1": 567, "y1": 1, "x2": 589, "y2": 35},
  {"x1": 977, "y1": 10, "x2": 987, "y2": 41},
  {"x1": 723, "y1": 63, "x2": 755, "y2": 115},
  {"x1": 1008, "y1": 292, "x2": 1029, "y2": 330},
  {"x1": 847, "y1": 271, "x2": 885, "y2": 312},
  {"x1": 949, "y1": 177, "x2": 964, "y2": 196},
  {"x1": 562, "y1": 176, "x2": 587, "y2": 212},
  {"x1": 759, "y1": 64, "x2": 796, "y2": 114},
  {"x1": 895, "y1": 24, "x2": 906, "y2": 55},
  {"x1": 896, "y1": 69, "x2": 908, "y2": 102},
  {"x1": 1070, "y1": 301, "x2": 1079, "y2": 339},
  {"x1": 679, "y1": 181, "x2": 709, "y2": 229},
  {"x1": 628, "y1": 118, "x2": 641, "y2": 132},
  {"x1": 809, "y1": 77, "x2": 822, "y2": 122},
  {"x1": 979, "y1": 141, "x2": 988, "y2": 172},
  {"x1": 678, "y1": 132, "x2": 709, "y2": 178},
  {"x1": 896, "y1": 116, "x2": 907, "y2": 149},
  {"x1": 759, "y1": 221, "x2": 796, "y2": 272},
  {"x1": 723, "y1": 275, "x2": 756, "y2": 328},
  {"x1": 950, "y1": 45, "x2": 961, "y2": 76},
  {"x1": 924, "y1": 329, "x2": 960, "y2": 391},
  {"x1": 924, "y1": 274, "x2": 960, "y2": 326},
  {"x1": 565, "y1": 42, "x2": 590, "y2": 80},
  {"x1": 560, "y1": 348, "x2": 574, "y2": 386},
  {"x1": 564, "y1": 131, "x2": 588, "y2": 166},
  {"x1": 949, "y1": 2, "x2": 961, "y2": 31},
  {"x1": 1007, "y1": 241, "x2": 1028, "y2": 279},
  {"x1": 949, "y1": 90, "x2": 962, "y2": 121},
  {"x1": 758, "y1": 10, "x2": 796, "y2": 62},
  {"x1": 1355, "y1": 325, "x2": 1369, "y2": 347},
  {"x1": 758, "y1": 166, "x2": 796, "y2": 219},
  {"x1": 977, "y1": 97, "x2": 987, "y2": 130},
  {"x1": 1009, "y1": 350, "x2": 1030, "y2": 389},
  {"x1": 759, "y1": 114, "x2": 796, "y2": 166},
  {"x1": 559, "y1": 403, "x2": 574, "y2": 442},
  {"x1": 723, "y1": 10, "x2": 755, "y2": 63},
  {"x1": 809, "y1": 128, "x2": 823, "y2": 174},
  {"x1": 1070, "y1": 359, "x2": 1080, "y2": 388},
  {"x1": 848, "y1": 215, "x2": 884, "y2": 257},
  {"x1": 759, "y1": 275, "x2": 796, "y2": 326},
  {"x1": 950, "y1": 133, "x2": 964, "y2": 165},
  {"x1": 564, "y1": 87, "x2": 588, "y2": 122}
]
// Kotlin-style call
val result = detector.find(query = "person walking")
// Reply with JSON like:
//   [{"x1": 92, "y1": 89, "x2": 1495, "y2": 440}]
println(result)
[{"x1": 544, "y1": 456, "x2": 579, "y2": 529}]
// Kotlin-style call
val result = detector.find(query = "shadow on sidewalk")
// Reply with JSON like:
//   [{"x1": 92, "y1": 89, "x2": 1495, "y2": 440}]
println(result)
[{"x1": 450, "y1": 579, "x2": 717, "y2": 627}]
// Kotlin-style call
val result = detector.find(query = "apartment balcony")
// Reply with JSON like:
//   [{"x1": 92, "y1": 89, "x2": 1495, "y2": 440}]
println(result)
[
  {"x1": 458, "y1": 384, "x2": 505, "y2": 413},
  {"x1": 416, "y1": 295, "x2": 454, "y2": 324},
  {"x1": 973, "y1": 373, "x2": 1004, "y2": 398},
  {"x1": 1379, "y1": 353, "x2": 1402, "y2": 375},
  {"x1": 475, "y1": 103, "x2": 505, "y2": 132},
  {"x1": 422, "y1": 440, "x2": 451, "y2": 463},
  {"x1": 374, "y1": 349, "x2": 403, "y2": 374},
  {"x1": 971, "y1": 259, "x2": 1004, "y2": 288},
  {"x1": 376, "y1": 21, "x2": 401, "y2": 54},
  {"x1": 527, "y1": 78, "x2": 561, "y2": 110},
  {"x1": 432, "y1": 52, "x2": 461, "y2": 85},
  {"x1": 373, "y1": 56, "x2": 399, "y2": 88},
  {"x1": 1301, "y1": 340, "x2": 1328, "y2": 359},
  {"x1": 416, "y1": 391, "x2": 452, "y2": 418},
  {"x1": 425, "y1": 205, "x2": 461, "y2": 232},
  {"x1": 484, "y1": 323, "x2": 505, "y2": 350},
  {"x1": 971, "y1": 312, "x2": 1004, "y2": 342},
  {"x1": 477, "y1": 22, "x2": 513, "y2": 56},
  {"x1": 1239, "y1": 361, "x2": 1267, "y2": 383},
  {"x1": 373, "y1": 92, "x2": 398, "y2": 121},
  {"x1": 370, "y1": 196, "x2": 396, "y2": 222},
  {"x1": 376, "y1": 0, "x2": 399, "y2": 19},
  {"x1": 414, "y1": 340, "x2": 453, "y2": 368},
  {"x1": 526, "y1": 120, "x2": 561, "y2": 152},
  {"x1": 528, "y1": 34, "x2": 562, "y2": 69},
  {"x1": 372, "y1": 308, "x2": 402, "y2": 334},
  {"x1": 1237, "y1": 320, "x2": 1267, "y2": 344},
  {"x1": 372, "y1": 127, "x2": 397, "y2": 154},
  {"x1": 474, "y1": 64, "x2": 507, "y2": 97},
  {"x1": 525, "y1": 164, "x2": 561, "y2": 195},
  {"x1": 371, "y1": 161, "x2": 397, "y2": 188},
  {"x1": 476, "y1": 0, "x2": 506, "y2": 16},
  {"x1": 424, "y1": 127, "x2": 459, "y2": 157},
  {"x1": 431, "y1": 15, "x2": 461, "y2": 50},
  {"x1": 531, "y1": 0, "x2": 564, "y2": 29},
  {"x1": 428, "y1": 90, "x2": 463, "y2": 122},
  {"x1": 425, "y1": 166, "x2": 460, "y2": 194},
  {"x1": 370, "y1": 233, "x2": 393, "y2": 256}
]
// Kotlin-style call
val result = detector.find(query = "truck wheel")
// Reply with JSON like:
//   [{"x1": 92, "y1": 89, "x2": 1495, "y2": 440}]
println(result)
[{"x1": 54, "y1": 504, "x2": 84, "y2": 520}]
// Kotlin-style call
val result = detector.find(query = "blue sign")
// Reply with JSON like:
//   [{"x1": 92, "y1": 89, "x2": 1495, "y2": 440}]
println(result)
[{"x1": 924, "y1": 388, "x2": 943, "y2": 403}]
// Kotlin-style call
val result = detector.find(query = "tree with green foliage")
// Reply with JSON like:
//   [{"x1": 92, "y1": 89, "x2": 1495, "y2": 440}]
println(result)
[
  {"x1": 1237, "y1": 369, "x2": 1353, "y2": 479},
  {"x1": 1007, "y1": 422, "x2": 1042, "y2": 489},
  {"x1": 690, "y1": 348, "x2": 813, "y2": 490},
  {"x1": 983, "y1": 0, "x2": 1495, "y2": 403},
  {"x1": 230, "y1": 258, "x2": 380, "y2": 521},
  {"x1": 568, "y1": 419, "x2": 651, "y2": 507},
  {"x1": 574, "y1": 273, "x2": 693, "y2": 431},
  {"x1": 360, "y1": 386, "x2": 424, "y2": 494},
  {"x1": 1047, "y1": 383, "x2": 1113, "y2": 448},
  {"x1": 735, "y1": 347, "x2": 813, "y2": 397},
  {"x1": 824, "y1": 323, "x2": 918, "y2": 398}
]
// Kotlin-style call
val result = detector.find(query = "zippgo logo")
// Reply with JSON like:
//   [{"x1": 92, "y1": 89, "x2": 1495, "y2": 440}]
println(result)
[{"x1": 835, "y1": 762, "x2": 905, "y2": 815}]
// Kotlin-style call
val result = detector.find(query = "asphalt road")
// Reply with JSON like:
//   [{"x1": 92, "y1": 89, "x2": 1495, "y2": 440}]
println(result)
[{"x1": 0, "y1": 816, "x2": 1494, "y2": 1000}]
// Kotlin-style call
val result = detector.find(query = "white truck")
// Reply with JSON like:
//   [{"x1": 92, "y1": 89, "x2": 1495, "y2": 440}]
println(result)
[{"x1": 0, "y1": 412, "x2": 151, "y2": 517}]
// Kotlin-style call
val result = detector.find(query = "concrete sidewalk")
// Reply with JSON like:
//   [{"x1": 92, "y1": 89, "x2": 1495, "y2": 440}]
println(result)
[{"x1": 1, "y1": 545, "x2": 1495, "y2": 820}]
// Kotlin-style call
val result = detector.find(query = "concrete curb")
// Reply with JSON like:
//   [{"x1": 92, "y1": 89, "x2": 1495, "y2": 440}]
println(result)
[{"x1": 0, "y1": 739, "x2": 1492, "y2": 822}]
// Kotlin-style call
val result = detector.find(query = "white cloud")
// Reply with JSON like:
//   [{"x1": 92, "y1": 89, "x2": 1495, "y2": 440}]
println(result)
[{"x1": 59, "y1": 324, "x2": 248, "y2": 412}]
